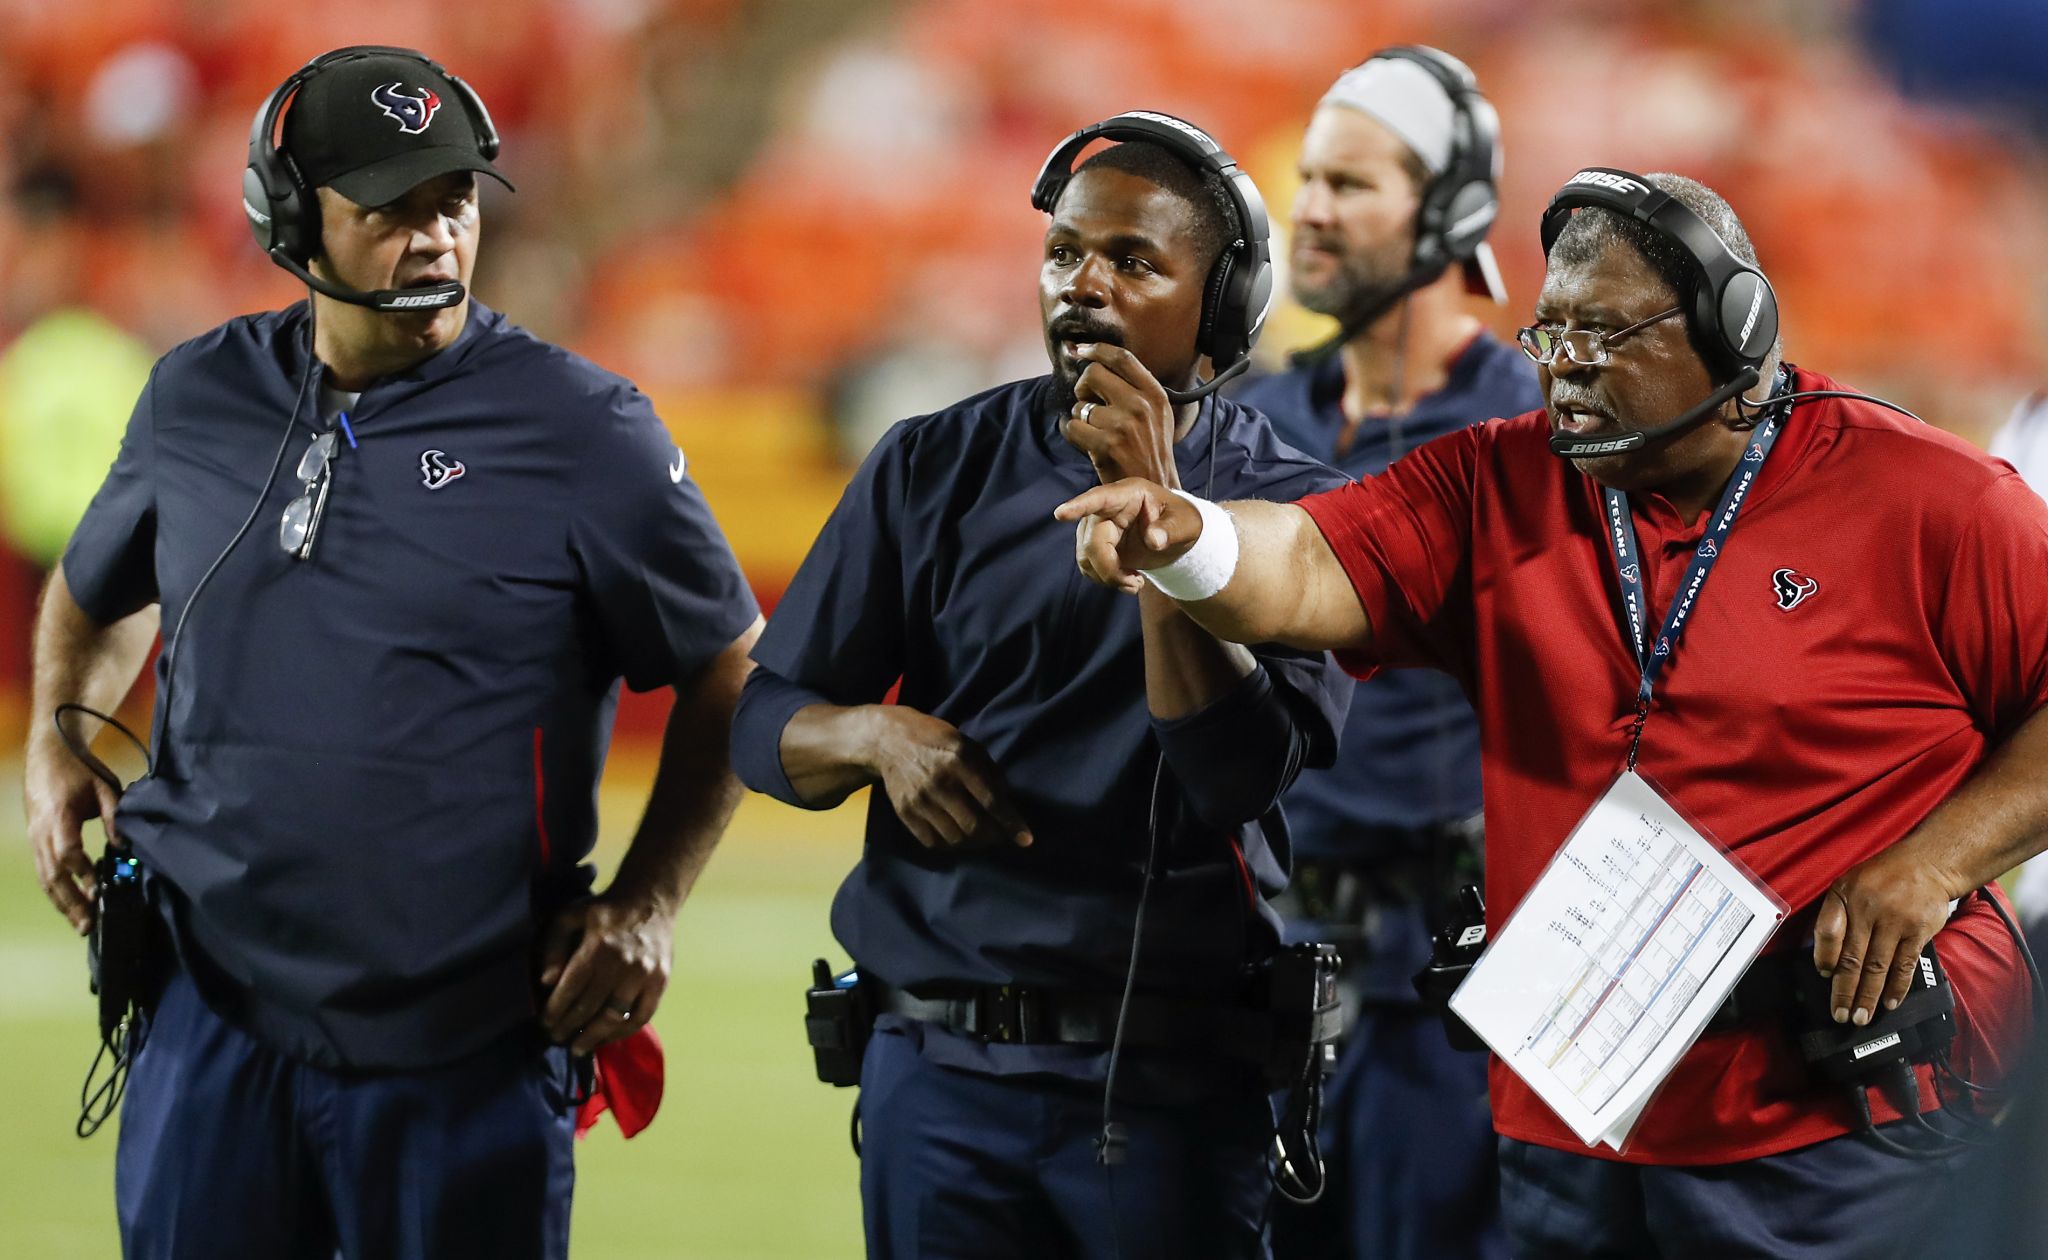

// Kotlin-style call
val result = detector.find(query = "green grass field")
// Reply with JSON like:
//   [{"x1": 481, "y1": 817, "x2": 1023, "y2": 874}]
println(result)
[{"x1": 0, "y1": 756, "x2": 868, "y2": 1258}]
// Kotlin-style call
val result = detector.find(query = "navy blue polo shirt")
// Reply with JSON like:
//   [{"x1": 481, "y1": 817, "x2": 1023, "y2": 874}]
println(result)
[
  {"x1": 732, "y1": 379, "x2": 1352, "y2": 1015},
  {"x1": 1235, "y1": 332, "x2": 1541, "y2": 846},
  {"x1": 62, "y1": 301, "x2": 759, "y2": 1070},
  {"x1": 1234, "y1": 330, "x2": 1540, "y2": 998}
]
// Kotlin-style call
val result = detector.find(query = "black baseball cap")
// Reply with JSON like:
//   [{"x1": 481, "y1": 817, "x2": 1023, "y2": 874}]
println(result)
[{"x1": 282, "y1": 52, "x2": 513, "y2": 207}]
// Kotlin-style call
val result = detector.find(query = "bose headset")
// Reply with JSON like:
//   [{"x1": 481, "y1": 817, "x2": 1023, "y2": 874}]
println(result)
[
  {"x1": 1540, "y1": 167, "x2": 1778, "y2": 457},
  {"x1": 242, "y1": 44, "x2": 500, "y2": 313},
  {"x1": 1031, "y1": 110, "x2": 1274, "y2": 404},
  {"x1": 1538, "y1": 166, "x2": 1923, "y2": 456},
  {"x1": 1296, "y1": 44, "x2": 1503, "y2": 360},
  {"x1": 1378, "y1": 45, "x2": 1502, "y2": 290}
]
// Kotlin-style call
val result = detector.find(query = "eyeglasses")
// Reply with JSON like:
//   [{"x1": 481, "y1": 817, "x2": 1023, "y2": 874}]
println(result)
[
  {"x1": 1517, "y1": 306, "x2": 1683, "y2": 368},
  {"x1": 279, "y1": 431, "x2": 337, "y2": 560}
]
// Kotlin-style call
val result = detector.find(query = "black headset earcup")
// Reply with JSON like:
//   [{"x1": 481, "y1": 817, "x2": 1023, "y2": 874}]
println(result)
[
  {"x1": 1198, "y1": 249, "x2": 1236, "y2": 361},
  {"x1": 1411, "y1": 204, "x2": 1447, "y2": 277},
  {"x1": 1438, "y1": 179, "x2": 1499, "y2": 263},
  {"x1": 1237, "y1": 250, "x2": 1273, "y2": 355},
  {"x1": 1715, "y1": 270, "x2": 1777, "y2": 372},
  {"x1": 273, "y1": 171, "x2": 316, "y2": 263},
  {"x1": 242, "y1": 160, "x2": 316, "y2": 262},
  {"x1": 241, "y1": 165, "x2": 278, "y2": 254},
  {"x1": 1199, "y1": 243, "x2": 1273, "y2": 368}
]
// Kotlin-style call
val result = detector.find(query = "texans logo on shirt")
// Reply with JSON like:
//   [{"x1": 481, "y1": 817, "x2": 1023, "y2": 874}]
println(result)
[
  {"x1": 1773, "y1": 567, "x2": 1818, "y2": 611},
  {"x1": 372, "y1": 82, "x2": 442, "y2": 135},
  {"x1": 420, "y1": 449, "x2": 465, "y2": 490}
]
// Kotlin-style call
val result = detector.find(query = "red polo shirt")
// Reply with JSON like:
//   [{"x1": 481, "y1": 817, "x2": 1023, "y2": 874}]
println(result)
[{"x1": 1296, "y1": 367, "x2": 2048, "y2": 1163}]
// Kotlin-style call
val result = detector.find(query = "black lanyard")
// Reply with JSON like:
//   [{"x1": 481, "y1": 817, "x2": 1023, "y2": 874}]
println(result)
[{"x1": 1603, "y1": 414, "x2": 1781, "y2": 767}]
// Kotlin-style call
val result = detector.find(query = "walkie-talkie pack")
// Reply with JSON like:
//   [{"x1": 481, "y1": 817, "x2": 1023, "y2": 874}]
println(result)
[
  {"x1": 78, "y1": 846, "x2": 156, "y2": 1137},
  {"x1": 804, "y1": 958, "x2": 873, "y2": 1087},
  {"x1": 88, "y1": 849, "x2": 150, "y2": 1043},
  {"x1": 1791, "y1": 937, "x2": 1955, "y2": 1083},
  {"x1": 1413, "y1": 883, "x2": 1487, "y2": 1052}
]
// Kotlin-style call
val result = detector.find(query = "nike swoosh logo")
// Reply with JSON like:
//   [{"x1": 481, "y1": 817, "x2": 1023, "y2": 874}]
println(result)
[{"x1": 669, "y1": 450, "x2": 686, "y2": 483}]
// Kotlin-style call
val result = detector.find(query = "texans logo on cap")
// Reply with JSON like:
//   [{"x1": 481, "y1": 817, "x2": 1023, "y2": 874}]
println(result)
[
  {"x1": 372, "y1": 82, "x2": 442, "y2": 135},
  {"x1": 420, "y1": 449, "x2": 465, "y2": 490}
]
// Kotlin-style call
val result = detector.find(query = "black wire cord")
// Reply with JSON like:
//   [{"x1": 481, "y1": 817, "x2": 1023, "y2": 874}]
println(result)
[
  {"x1": 1848, "y1": 887, "x2": 2043, "y2": 1154},
  {"x1": 1981, "y1": 884, "x2": 2045, "y2": 1007},
  {"x1": 64, "y1": 305, "x2": 319, "y2": 1138},
  {"x1": 1094, "y1": 755, "x2": 1165, "y2": 1260},
  {"x1": 51, "y1": 703, "x2": 150, "y2": 795},
  {"x1": 1930, "y1": 888, "x2": 2045, "y2": 1103},
  {"x1": 1853, "y1": 1064, "x2": 1992, "y2": 1161},
  {"x1": 1095, "y1": 438, "x2": 1225, "y2": 1255},
  {"x1": 149, "y1": 337, "x2": 315, "y2": 775},
  {"x1": 1736, "y1": 385, "x2": 1924, "y2": 426}
]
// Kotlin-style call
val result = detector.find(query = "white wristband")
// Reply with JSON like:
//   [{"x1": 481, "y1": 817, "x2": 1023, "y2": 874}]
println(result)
[{"x1": 1140, "y1": 490, "x2": 1239, "y2": 602}]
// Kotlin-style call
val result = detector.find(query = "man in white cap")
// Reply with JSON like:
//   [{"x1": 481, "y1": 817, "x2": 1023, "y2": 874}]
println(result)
[{"x1": 1233, "y1": 45, "x2": 1538, "y2": 1260}]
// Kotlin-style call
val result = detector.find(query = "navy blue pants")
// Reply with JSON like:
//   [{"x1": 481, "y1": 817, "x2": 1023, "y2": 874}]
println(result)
[
  {"x1": 117, "y1": 967, "x2": 576, "y2": 1260},
  {"x1": 858, "y1": 1024, "x2": 1273, "y2": 1259},
  {"x1": 1270, "y1": 1004, "x2": 1504, "y2": 1260},
  {"x1": 1498, "y1": 1126, "x2": 1971, "y2": 1259}
]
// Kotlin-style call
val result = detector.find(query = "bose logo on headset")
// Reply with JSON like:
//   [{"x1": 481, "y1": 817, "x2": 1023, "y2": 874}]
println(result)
[
  {"x1": 1566, "y1": 170, "x2": 1650, "y2": 196},
  {"x1": 1120, "y1": 111, "x2": 1218, "y2": 148},
  {"x1": 1738, "y1": 282, "x2": 1766, "y2": 345}
]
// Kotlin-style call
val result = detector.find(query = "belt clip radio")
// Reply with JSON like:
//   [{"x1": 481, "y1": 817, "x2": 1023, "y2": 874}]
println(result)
[
  {"x1": 804, "y1": 958, "x2": 873, "y2": 1087},
  {"x1": 1793, "y1": 938, "x2": 1956, "y2": 1083},
  {"x1": 78, "y1": 846, "x2": 154, "y2": 1138},
  {"x1": 88, "y1": 848, "x2": 150, "y2": 1045},
  {"x1": 1264, "y1": 941, "x2": 1343, "y2": 1087},
  {"x1": 1413, "y1": 883, "x2": 1487, "y2": 1052},
  {"x1": 1792, "y1": 936, "x2": 1973, "y2": 1159}
]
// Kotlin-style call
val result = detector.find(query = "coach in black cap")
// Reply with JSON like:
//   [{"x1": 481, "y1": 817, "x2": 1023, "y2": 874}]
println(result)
[
  {"x1": 279, "y1": 51, "x2": 513, "y2": 208},
  {"x1": 27, "y1": 46, "x2": 762, "y2": 1259}
]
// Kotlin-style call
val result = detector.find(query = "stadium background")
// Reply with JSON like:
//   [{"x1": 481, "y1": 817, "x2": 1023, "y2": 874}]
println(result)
[{"x1": 0, "y1": 0, "x2": 2043, "y2": 1254}]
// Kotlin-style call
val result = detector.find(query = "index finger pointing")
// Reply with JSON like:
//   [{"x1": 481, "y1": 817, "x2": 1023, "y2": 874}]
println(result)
[{"x1": 1056, "y1": 484, "x2": 1138, "y2": 523}]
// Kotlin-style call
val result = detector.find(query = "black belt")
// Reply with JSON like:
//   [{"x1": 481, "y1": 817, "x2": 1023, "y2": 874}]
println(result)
[
  {"x1": 874, "y1": 982, "x2": 1282, "y2": 1063},
  {"x1": 1705, "y1": 950, "x2": 1800, "y2": 1035}
]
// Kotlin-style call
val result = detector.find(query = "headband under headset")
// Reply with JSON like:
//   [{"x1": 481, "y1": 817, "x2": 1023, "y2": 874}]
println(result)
[
  {"x1": 1540, "y1": 168, "x2": 1778, "y2": 381},
  {"x1": 1362, "y1": 45, "x2": 1502, "y2": 280},
  {"x1": 242, "y1": 45, "x2": 499, "y2": 312},
  {"x1": 1031, "y1": 111, "x2": 1274, "y2": 381}
]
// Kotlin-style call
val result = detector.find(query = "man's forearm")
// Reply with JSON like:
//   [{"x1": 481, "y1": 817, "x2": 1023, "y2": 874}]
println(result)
[
  {"x1": 1139, "y1": 587, "x2": 1256, "y2": 720},
  {"x1": 606, "y1": 629, "x2": 758, "y2": 914},
  {"x1": 1896, "y1": 704, "x2": 2048, "y2": 897},
  {"x1": 1169, "y1": 500, "x2": 1373, "y2": 653},
  {"x1": 775, "y1": 703, "x2": 890, "y2": 808},
  {"x1": 28, "y1": 566, "x2": 158, "y2": 759}
]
